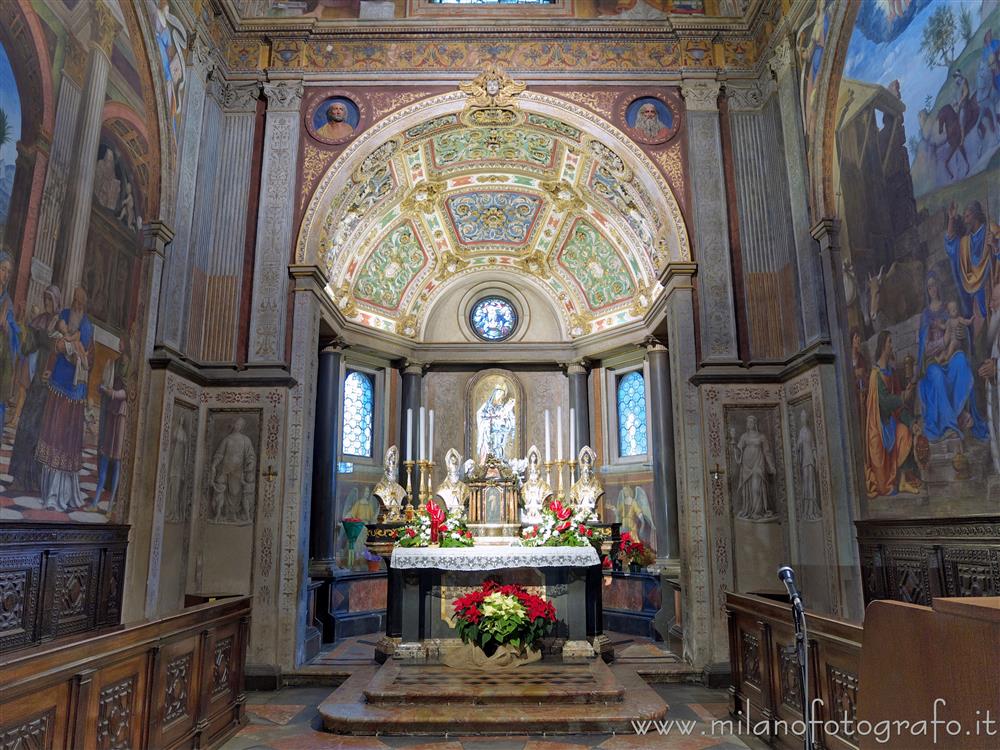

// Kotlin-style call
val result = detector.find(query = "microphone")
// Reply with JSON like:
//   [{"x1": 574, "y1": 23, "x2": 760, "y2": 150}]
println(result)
[{"x1": 777, "y1": 565, "x2": 803, "y2": 607}]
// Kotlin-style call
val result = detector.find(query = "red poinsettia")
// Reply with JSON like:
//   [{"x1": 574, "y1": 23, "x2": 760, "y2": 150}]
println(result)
[{"x1": 452, "y1": 579, "x2": 558, "y2": 656}]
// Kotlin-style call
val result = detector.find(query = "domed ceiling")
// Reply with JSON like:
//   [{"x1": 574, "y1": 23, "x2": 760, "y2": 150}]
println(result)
[{"x1": 302, "y1": 70, "x2": 688, "y2": 342}]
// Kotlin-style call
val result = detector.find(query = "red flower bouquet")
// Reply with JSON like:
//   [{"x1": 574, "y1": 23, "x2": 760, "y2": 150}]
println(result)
[
  {"x1": 452, "y1": 580, "x2": 557, "y2": 656},
  {"x1": 618, "y1": 532, "x2": 655, "y2": 569}
]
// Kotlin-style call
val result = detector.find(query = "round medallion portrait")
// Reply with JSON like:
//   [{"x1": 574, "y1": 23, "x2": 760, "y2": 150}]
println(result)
[
  {"x1": 624, "y1": 97, "x2": 678, "y2": 145},
  {"x1": 470, "y1": 296, "x2": 518, "y2": 342},
  {"x1": 308, "y1": 95, "x2": 361, "y2": 145}
]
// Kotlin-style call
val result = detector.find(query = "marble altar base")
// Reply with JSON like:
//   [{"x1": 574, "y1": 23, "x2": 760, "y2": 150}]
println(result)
[{"x1": 319, "y1": 657, "x2": 668, "y2": 735}]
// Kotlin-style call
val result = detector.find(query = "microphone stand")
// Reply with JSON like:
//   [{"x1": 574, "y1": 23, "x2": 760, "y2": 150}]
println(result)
[{"x1": 790, "y1": 591, "x2": 813, "y2": 750}]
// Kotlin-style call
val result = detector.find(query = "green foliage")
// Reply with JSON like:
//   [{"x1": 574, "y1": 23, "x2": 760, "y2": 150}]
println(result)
[
  {"x1": 959, "y1": 6, "x2": 974, "y2": 44},
  {"x1": 0, "y1": 109, "x2": 9, "y2": 149},
  {"x1": 921, "y1": 5, "x2": 957, "y2": 69}
]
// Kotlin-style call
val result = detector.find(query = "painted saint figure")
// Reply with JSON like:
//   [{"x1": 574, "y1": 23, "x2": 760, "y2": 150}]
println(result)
[
  {"x1": 979, "y1": 283, "x2": 1000, "y2": 474},
  {"x1": 476, "y1": 382, "x2": 515, "y2": 460},
  {"x1": 35, "y1": 287, "x2": 92, "y2": 511},
  {"x1": 632, "y1": 102, "x2": 670, "y2": 141},
  {"x1": 731, "y1": 415, "x2": 778, "y2": 521},
  {"x1": 316, "y1": 101, "x2": 354, "y2": 141},
  {"x1": 0, "y1": 252, "x2": 20, "y2": 433},
  {"x1": 795, "y1": 410, "x2": 821, "y2": 522},
  {"x1": 95, "y1": 354, "x2": 129, "y2": 510},
  {"x1": 165, "y1": 410, "x2": 189, "y2": 523},
  {"x1": 210, "y1": 417, "x2": 256, "y2": 523}
]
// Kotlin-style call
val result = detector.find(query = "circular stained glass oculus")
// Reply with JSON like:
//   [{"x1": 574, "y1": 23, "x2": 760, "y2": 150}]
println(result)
[{"x1": 469, "y1": 296, "x2": 518, "y2": 341}]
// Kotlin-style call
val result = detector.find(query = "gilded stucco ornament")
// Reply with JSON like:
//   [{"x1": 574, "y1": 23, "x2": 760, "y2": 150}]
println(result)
[
  {"x1": 333, "y1": 283, "x2": 357, "y2": 317},
  {"x1": 459, "y1": 66, "x2": 527, "y2": 110},
  {"x1": 396, "y1": 313, "x2": 419, "y2": 338},
  {"x1": 435, "y1": 251, "x2": 470, "y2": 281},
  {"x1": 401, "y1": 181, "x2": 444, "y2": 214},
  {"x1": 517, "y1": 250, "x2": 550, "y2": 278},
  {"x1": 542, "y1": 181, "x2": 584, "y2": 213}
]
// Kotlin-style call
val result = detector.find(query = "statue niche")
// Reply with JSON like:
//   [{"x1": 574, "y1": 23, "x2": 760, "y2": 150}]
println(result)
[
  {"x1": 466, "y1": 454, "x2": 521, "y2": 539},
  {"x1": 466, "y1": 369, "x2": 524, "y2": 465}
]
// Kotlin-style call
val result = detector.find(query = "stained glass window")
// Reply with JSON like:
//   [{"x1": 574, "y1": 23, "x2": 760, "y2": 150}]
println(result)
[
  {"x1": 470, "y1": 296, "x2": 518, "y2": 341},
  {"x1": 617, "y1": 371, "x2": 648, "y2": 458},
  {"x1": 343, "y1": 370, "x2": 375, "y2": 457}
]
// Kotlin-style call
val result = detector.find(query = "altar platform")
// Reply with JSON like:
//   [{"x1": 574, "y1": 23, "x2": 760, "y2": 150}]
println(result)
[{"x1": 319, "y1": 655, "x2": 668, "y2": 735}]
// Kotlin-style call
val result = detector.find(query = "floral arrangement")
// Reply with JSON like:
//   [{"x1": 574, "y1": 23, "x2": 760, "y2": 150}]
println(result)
[
  {"x1": 396, "y1": 499, "x2": 474, "y2": 548},
  {"x1": 452, "y1": 580, "x2": 557, "y2": 655},
  {"x1": 521, "y1": 499, "x2": 603, "y2": 547},
  {"x1": 618, "y1": 532, "x2": 656, "y2": 568}
]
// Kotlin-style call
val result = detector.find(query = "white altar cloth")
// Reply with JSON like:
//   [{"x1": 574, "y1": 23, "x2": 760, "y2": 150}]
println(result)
[{"x1": 390, "y1": 545, "x2": 600, "y2": 571}]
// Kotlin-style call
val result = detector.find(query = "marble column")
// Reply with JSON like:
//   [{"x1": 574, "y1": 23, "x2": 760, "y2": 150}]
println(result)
[
  {"x1": 248, "y1": 80, "x2": 304, "y2": 365},
  {"x1": 311, "y1": 345, "x2": 343, "y2": 566},
  {"x1": 680, "y1": 78, "x2": 739, "y2": 364},
  {"x1": 195, "y1": 80, "x2": 260, "y2": 361},
  {"x1": 646, "y1": 343, "x2": 679, "y2": 562},
  {"x1": 29, "y1": 38, "x2": 84, "y2": 307},
  {"x1": 771, "y1": 38, "x2": 829, "y2": 345},
  {"x1": 60, "y1": 1, "x2": 117, "y2": 296},
  {"x1": 567, "y1": 362, "x2": 591, "y2": 452},
  {"x1": 155, "y1": 36, "x2": 215, "y2": 353},
  {"x1": 399, "y1": 363, "x2": 423, "y2": 488}
]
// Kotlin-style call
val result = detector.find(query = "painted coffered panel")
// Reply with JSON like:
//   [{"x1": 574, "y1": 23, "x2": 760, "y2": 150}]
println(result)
[
  {"x1": 443, "y1": 190, "x2": 544, "y2": 251},
  {"x1": 352, "y1": 219, "x2": 429, "y2": 313},
  {"x1": 555, "y1": 217, "x2": 636, "y2": 310}
]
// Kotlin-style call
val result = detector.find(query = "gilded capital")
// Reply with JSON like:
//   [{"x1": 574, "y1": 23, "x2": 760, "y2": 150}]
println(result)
[{"x1": 92, "y1": 1, "x2": 120, "y2": 56}]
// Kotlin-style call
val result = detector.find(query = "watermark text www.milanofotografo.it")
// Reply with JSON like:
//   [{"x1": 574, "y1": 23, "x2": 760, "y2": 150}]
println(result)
[{"x1": 632, "y1": 698, "x2": 998, "y2": 745}]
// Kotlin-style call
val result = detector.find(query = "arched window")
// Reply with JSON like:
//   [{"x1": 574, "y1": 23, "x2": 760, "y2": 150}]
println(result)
[
  {"x1": 342, "y1": 370, "x2": 375, "y2": 457},
  {"x1": 616, "y1": 370, "x2": 648, "y2": 458}
]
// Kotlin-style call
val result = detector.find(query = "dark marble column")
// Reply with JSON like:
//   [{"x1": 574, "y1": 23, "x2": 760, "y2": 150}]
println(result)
[
  {"x1": 310, "y1": 345, "x2": 343, "y2": 565},
  {"x1": 647, "y1": 343, "x2": 679, "y2": 562},
  {"x1": 567, "y1": 362, "x2": 591, "y2": 452},
  {"x1": 398, "y1": 363, "x2": 423, "y2": 487}
]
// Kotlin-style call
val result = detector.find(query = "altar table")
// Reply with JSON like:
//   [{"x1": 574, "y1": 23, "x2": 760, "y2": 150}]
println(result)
[{"x1": 389, "y1": 544, "x2": 605, "y2": 650}]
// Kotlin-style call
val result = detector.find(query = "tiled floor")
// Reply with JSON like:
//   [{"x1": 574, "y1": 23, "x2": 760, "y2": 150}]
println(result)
[{"x1": 221, "y1": 636, "x2": 769, "y2": 750}]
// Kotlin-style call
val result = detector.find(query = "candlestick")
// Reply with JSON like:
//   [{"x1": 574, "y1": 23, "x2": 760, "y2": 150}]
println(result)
[
  {"x1": 406, "y1": 409, "x2": 413, "y2": 462},
  {"x1": 544, "y1": 459, "x2": 553, "y2": 490},
  {"x1": 404, "y1": 459, "x2": 415, "y2": 507},
  {"x1": 419, "y1": 407, "x2": 426, "y2": 461},
  {"x1": 545, "y1": 410, "x2": 551, "y2": 463},
  {"x1": 557, "y1": 406, "x2": 563, "y2": 461},
  {"x1": 429, "y1": 410, "x2": 435, "y2": 464}
]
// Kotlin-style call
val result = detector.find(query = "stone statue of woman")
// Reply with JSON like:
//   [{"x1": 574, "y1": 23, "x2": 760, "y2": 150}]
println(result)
[
  {"x1": 520, "y1": 445, "x2": 552, "y2": 525},
  {"x1": 731, "y1": 416, "x2": 778, "y2": 522},
  {"x1": 373, "y1": 445, "x2": 406, "y2": 522}
]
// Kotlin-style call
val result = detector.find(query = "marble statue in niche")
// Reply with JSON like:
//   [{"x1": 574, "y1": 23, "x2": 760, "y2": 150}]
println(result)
[
  {"x1": 436, "y1": 448, "x2": 470, "y2": 518},
  {"x1": 373, "y1": 445, "x2": 406, "y2": 522},
  {"x1": 520, "y1": 445, "x2": 552, "y2": 525},
  {"x1": 569, "y1": 446, "x2": 604, "y2": 522},
  {"x1": 477, "y1": 382, "x2": 515, "y2": 460},
  {"x1": 729, "y1": 415, "x2": 779, "y2": 522},
  {"x1": 205, "y1": 411, "x2": 260, "y2": 525},
  {"x1": 793, "y1": 407, "x2": 822, "y2": 522},
  {"x1": 165, "y1": 403, "x2": 197, "y2": 523}
]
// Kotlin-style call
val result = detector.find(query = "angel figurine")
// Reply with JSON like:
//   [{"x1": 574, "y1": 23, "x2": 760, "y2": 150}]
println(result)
[
  {"x1": 435, "y1": 448, "x2": 470, "y2": 519},
  {"x1": 520, "y1": 445, "x2": 552, "y2": 525},
  {"x1": 373, "y1": 445, "x2": 406, "y2": 522},
  {"x1": 569, "y1": 446, "x2": 604, "y2": 523}
]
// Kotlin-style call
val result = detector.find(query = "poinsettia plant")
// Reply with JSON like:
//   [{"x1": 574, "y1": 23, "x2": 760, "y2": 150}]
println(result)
[
  {"x1": 521, "y1": 499, "x2": 604, "y2": 547},
  {"x1": 396, "y1": 499, "x2": 474, "y2": 548},
  {"x1": 452, "y1": 580, "x2": 557, "y2": 655},
  {"x1": 618, "y1": 532, "x2": 656, "y2": 567}
]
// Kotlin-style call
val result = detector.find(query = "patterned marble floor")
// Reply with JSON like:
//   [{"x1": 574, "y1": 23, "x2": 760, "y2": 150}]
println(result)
[{"x1": 221, "y1": 635, "x2": 769, "y2": 750}]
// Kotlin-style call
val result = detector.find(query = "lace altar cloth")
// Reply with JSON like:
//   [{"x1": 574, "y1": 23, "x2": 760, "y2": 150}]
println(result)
[{"x1": 390, "y1": 544, "x2": 600, "y2": 571}]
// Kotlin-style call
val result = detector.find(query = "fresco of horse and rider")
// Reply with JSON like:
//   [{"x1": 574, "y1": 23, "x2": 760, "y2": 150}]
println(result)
[{"x1": 835, "y1": 0, "x2": 1000, "y2": 517}]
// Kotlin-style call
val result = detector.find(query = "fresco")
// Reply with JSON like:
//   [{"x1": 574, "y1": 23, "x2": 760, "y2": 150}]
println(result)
[
  {"x1": 0, "y1": 42, "x2": 20, "y2": 231},
  {"x1": 308, "y1": 96, "x2": 360, "y2": 144},
  {"x1": 148, "y1": 0, "x2": 187, "y2": 138},
  {"x1": 624, "y1": 97, "x2": 676, "y2": 145},
  {"x1": 0, "y1": 0, "x2": 163, "y2": 524},
  {"x1": 834, "y1": 0, "x2": 1000, "y2": 518}
]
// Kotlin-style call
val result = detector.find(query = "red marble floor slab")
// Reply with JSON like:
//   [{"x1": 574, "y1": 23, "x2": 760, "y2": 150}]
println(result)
[
  {"x1": 269, "y1": 730, "x2": 391, "y2": 749},
  {"x1": 247, "y1": 703, "x2": 308, "y2": 725}
]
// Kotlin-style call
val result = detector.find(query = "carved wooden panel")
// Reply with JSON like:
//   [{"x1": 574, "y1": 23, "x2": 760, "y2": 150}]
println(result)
[
  {"x1": 97, "y1": 676, "x2": 136, "y2": 750},
  {"x1": 0, "y1": 708, "x2": 55, "y2": 750},
  {"x1": 884, "y1": 545, "x2": 932, "y2": 606},
  {"x1": 857, "y1": 543, "x2": 885, "y2": 602},
  {"x1": 778, "y1": 642, "x2": 801, "y2": 712},
  {"x1": 942, "y1": 547, "x2": 999, "y2": 597},
  {"x1": 0, "y1": 551, "x2": 41, "y2": 652},
  {"x1": 0, "y1": 523, "x2": 128, "y2": 653},
  {"x1": 740, "y1": 629, "x2": 761, "y2": 689},
  {"x1": 827, "y1": 665, "x2": 859, "y2": 744},
  {"x1": 212, "y1": 636, "x2": 234, "y2": 697},
  {"x1": 163, "y1": 653, "x2": 193, "y2": 724}
]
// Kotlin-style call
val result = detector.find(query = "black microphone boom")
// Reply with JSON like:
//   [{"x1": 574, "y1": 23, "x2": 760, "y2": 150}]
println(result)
[{"x1": 777, "y1": 565, "x2": 813, "y2": 750}]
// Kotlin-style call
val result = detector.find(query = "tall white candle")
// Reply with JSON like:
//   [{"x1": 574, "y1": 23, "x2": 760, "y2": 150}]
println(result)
[
  {"x1": 419, "y1": 407, "x2": 426, "y2": 461},
  {"x1": 557, "y1": 406, "x2": 563, "y2": 461},
  {"x1": 544, "y1": 410, "x2": 551, "y2": 463},
  {"x1": 570, "y1": 408, "x2": 576, "y2": 460},
  {"x1": 429, "y1": 410, "x2": 435, "y2": 463},
  {"x1": 406, "y1": 408, "x2": 413, "y2": 461}
]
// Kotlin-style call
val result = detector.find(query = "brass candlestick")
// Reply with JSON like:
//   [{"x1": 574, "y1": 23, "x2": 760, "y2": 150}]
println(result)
[
  {"x1": 555, "y1": 459, "x2": 566, "y2": 502},
  {"x1": 568, "y1": 458, "x2": 577, "y2": 487},
  {"x1": 419, "y1": 459, "x2": 435, "y2": 506},
  {"x1": 544, "y1": 460, "x2": 554, "y2": 491},
  {"x1": 404, "y1": 459, "x2": 415, "y2": 510}
]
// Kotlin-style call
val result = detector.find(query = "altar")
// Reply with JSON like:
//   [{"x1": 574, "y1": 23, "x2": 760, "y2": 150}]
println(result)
[{"x1": 390, "y1": 544, "x2": 605, "y2": 657}]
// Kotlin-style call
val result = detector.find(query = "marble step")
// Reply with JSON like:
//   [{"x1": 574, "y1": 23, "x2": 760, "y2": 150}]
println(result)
[
  {"x1": 320, "y1": 662, "x2": 668, "y2": 735},
  {"x1": 363, "y1": 658, "x2": 625, "y2": 705}
]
